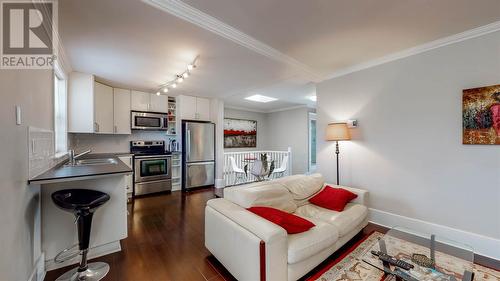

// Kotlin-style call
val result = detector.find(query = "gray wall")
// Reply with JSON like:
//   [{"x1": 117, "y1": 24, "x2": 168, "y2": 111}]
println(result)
[
  {"x1": 0, "y1": 69, "x2": 53, "y2": 281},
  {"x1": 266, "y1": 107, "x2": 311, "y2": 174},
  {"x1": 316, "y1": 31, "x2": 500, "y2": 258}
]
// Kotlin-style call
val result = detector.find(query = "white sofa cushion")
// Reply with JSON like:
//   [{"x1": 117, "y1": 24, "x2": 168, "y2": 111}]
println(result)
[
  {"x1": 287, "y1": 218, "x2": 339, "y2": 264},
  {"x1": 276, "y1": 174, "x2": 325, "y2": 206},
  {"x1": 295, "y1": 203, "x2": 368, "y2": 237},
  {"x1": 224, "y1": 182, "x2": 297, "y2": 213}
]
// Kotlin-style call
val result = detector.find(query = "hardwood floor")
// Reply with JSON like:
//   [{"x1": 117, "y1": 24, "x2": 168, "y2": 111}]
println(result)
[{"x1": 44, "y1": 188, "x2": 498, "y2": 281}]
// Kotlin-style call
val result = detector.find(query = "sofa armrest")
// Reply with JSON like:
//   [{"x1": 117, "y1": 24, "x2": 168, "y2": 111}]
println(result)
[
  {"x1": 207, "y1": 198, "x2": 287, "y2": 243},
  {"x1": 205, "y1": 198, "x2": 288, "y2": 281},
  {"x1": 326, "y1": 184, "x2": 369, "y2": 206}
]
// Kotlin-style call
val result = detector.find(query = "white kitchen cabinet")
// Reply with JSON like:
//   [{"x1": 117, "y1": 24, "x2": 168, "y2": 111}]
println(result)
[
  {"x1": 69, "y1": 72, "x2": 131, "y2": 134},
  {"x1": 178, "y1": 95, "x2": 210, "y2": 121},
  {"x1": 118, "y1": 155, "x2": 134, "y2": 200},
  {"x1": 196, "y1": 97, "x2": 211, "y2": 121},
  {"x1": 113, "y1": 88, "x2": 131, "y2": 134},
  {"x1": 131, "y1": 91, "x2": 168, "y2": 113},
  {"x1": 131, "y1": 90, "x2": 151, "y2": 111},
  {"x1": 68, "y1": 72, "x2": 95, "y2": 133},
  {"x1": 94, "y1": 82, "x2": 114, "y2": 134},
  {"x1": 150, "y1": 94, "x2": 168, "y2": 113}
]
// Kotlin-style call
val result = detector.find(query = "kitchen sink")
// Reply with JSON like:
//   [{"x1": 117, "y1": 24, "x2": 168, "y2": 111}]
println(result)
[{"x1": 65, "y1": 158, "x2": 118, "y2": 167}]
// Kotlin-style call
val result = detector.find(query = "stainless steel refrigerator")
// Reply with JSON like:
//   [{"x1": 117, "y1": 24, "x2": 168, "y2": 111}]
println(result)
[{"x1": 182, "y1": 121, "x2": 215, "y2": 190}]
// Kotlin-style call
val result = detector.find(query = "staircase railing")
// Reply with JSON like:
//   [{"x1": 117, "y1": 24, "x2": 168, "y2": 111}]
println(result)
[{"x1": 223, "y1": 147, "x2": 292, "y2": 187}]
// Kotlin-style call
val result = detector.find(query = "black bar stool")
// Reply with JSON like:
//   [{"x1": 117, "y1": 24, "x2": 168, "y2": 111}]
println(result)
[{"x1": 52, "y1": 189, "x2": 110, "y2": 281}]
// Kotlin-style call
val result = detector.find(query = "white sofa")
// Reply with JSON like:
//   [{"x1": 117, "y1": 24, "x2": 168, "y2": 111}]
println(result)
[{"x1": 205, "y1": 174, "x2": 369, "y2": 281}]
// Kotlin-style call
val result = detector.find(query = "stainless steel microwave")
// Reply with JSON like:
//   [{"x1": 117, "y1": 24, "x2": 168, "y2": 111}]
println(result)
[{"x1": 131, "y1": 111, "x2": 168, "y2": 130}]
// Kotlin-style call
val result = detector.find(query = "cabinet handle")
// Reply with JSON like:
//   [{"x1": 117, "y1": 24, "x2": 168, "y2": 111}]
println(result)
[
  {"x1": 114, "y1": 125, "x2": 117, "y2": 133},
  {"x1": 94, "y1": 122, "x2": 99, "y2": 132}
]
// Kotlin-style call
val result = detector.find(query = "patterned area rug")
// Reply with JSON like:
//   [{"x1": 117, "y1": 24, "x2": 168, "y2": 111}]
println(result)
[{"x1": 308, "y1": 232, "x2": 500, "y2": 281}]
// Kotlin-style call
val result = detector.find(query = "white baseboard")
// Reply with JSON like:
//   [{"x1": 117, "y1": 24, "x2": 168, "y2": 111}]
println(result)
[
  {"x1": 215, "y1": 178, "x2": 225, "y2": 188},
  {"x1": 45, "y1": 241, "x2": 121, "y2": 271},
  {"x1": 369, "y1": 208, "x2": 500, "y2": 260},
  {"x1": 28, "y1": 252, "x2": 45, "y2": 281}
]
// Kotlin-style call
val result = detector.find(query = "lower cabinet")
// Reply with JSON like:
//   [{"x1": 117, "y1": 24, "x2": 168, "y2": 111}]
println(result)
[{"x1": 118, "y1": 155, "x2": 134, "y2": 200}]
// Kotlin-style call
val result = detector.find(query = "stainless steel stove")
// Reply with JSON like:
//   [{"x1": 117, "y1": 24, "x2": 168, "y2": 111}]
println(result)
[{"x1": 130, "y1": 140, "x2": 172, "y2": 196}]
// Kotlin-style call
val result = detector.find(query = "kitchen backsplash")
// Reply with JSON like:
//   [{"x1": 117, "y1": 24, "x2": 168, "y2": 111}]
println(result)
[
  {"x1": 28, "y1": 127, "x2": 57, "y2": 179},
  {"x1": 70, "y1": 131, "x2": 177, "y2": 153}
]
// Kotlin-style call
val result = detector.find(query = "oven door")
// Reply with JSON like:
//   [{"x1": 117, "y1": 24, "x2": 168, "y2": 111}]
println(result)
[
  {"x1": 131, "y1": 111, "x2": 168, "y2": 130},
  {"x1": 134, "y1": 156, "x2": 171, "y2": 182}
]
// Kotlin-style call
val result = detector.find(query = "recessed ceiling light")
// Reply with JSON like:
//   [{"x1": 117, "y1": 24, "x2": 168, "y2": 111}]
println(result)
[
  {"x1": 163, "y1": 88, "x2": 169, "y2": 93},
  {"x1": 187, "y1": 64, "x2": 194, "y2": 71},
  {"x1": 245, "y1": 94, "x2": 278, "y2": 103},
  {"x1": 183, "y1": 72, "x2": 189, "y2": 78},
  {"x1": 171, "y1": 83, "x2": 177, "y2": 88},
  {"x1": 308, "y1": 95, "x2": 317, "y2": 102}
]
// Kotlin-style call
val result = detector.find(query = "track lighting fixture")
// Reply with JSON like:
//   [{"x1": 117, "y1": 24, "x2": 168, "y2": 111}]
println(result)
[{"x1": 155, "y1": 56, "x2": 198, "y2": 95}]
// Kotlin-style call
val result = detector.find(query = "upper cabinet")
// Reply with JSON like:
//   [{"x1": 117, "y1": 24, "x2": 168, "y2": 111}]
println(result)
[
  {"x1": 113, "y1": 88, "x2": 131, "y2": 134},
  {"x1": 131, "y1": 91, "x2": 150, "y2": 111},
  {"x1": 68, "y1": 72, "x2": 95, "y2": 133},
  {"x1": 178, "y1": 95, "x2": 211, "y2": 121},
  {"x1": 68, "y1": 72, "x2": 132, "y2": 135},
  {"x1": 131, "y1": 91, "x2": 168, "y2": 113},
  {"x1": 150, "y1": 94, "x2": 168, "y2": 113},
  {"x1": 94, "y1": 82, "x2": 114, "y2": 134}
]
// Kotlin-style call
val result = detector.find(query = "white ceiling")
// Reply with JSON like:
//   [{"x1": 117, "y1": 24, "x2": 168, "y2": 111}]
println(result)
[{"x1": 59, "y1": 0, "x2": 500, "y2": 112}]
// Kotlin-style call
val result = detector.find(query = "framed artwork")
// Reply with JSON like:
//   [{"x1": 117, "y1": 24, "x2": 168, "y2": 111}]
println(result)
[
  {"x1": 224, "y1": 118, "x2": 257, "y2": 148},
  {"x1": 462, "y1": 84, "x2": 500, "y2": 144}
]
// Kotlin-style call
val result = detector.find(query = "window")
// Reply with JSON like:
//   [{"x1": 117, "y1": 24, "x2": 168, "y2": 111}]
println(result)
[
  {"x1": 308, "y1": 113, "x2": 317, "y2": 172},
  {"x1": 54, "y1": 63, "x2": 67, "y2": 155}
]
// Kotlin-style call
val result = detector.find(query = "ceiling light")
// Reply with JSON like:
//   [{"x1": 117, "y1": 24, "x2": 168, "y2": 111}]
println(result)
[
  {"x1": 183, "y1": 72, "x2": 189, "y2": 78},
  {"x1": 172, "y1": 83, "x2": 177, "y2": 88},
  {"x1": 187, "y1": 64, "x2": 194, "y2": 71},
  {"x1": 245, "y1": 94, "x2": 277, "y2": 103},
  {"x1": 177, "y1": 77, "x2": 184, "y2": 83},
  {"x1": 308, "y1": 95, "x2": 317, "y2": 102},
  {"x1": 156, "y1": 92, "x2": 161, "y2": 96},
  {"x1": 163, "y1": 88, "x2": 169, "y2": 93}
]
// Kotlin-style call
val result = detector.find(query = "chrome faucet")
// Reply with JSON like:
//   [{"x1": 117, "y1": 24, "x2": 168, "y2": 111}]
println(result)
[{"x1": 68, "y1": 149, "x2": 92, "y2": 166}]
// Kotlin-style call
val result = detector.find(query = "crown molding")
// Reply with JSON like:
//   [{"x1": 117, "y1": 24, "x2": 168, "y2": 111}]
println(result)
[
  {"x1": 267, "y1": 105, "x2": 309, "y2": 113},
  {"x1": 224, "y1": 105, "x2": 268, "y2": 114},
  {"x1": 224, "y1": 104, "x2": 310, "y2": 114},
  {"x1": 325, "y1": 20, "x2": 500, "y2": 80},
  {"x1": 142, "y1": 0, "x2": 323, "y2": 82}
]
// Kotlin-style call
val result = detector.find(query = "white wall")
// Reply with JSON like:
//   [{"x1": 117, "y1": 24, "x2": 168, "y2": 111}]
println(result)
[
  {"x1": 266, "y1": 107, "x2": 311, "y2": 174},
  {"x1": 224, "y1": 108, "x2": 269, "y2": 151},
  {"x1": 316, "y1": 31, "x2": 500, "y2": 258},
  {"x1": 0, "y1": 69, "x2": 53, "y2": 281}
]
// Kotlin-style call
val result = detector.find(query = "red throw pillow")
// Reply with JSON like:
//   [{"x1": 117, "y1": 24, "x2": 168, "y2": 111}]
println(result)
[
  {"x1": 309, "y1": 186, "x2": 358, "y2": 212},
  {"x1": 247, "y1": 206, "x2": 315, "y2": 234}
]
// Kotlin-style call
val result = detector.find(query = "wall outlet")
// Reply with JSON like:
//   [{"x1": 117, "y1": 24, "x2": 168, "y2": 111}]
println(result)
[{"x1": 347, "y1": 119, "x2": 358, "y2": 128}]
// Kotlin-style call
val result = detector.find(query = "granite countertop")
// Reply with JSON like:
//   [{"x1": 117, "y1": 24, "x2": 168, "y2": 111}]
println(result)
[{"x1": 28, "y1": 153, "x2": 133, "y2": 185}]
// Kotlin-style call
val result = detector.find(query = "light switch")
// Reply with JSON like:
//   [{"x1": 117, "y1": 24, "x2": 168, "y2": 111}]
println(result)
[{"x1": 15, "y1": 105, "x2": 21, "y2": 125}]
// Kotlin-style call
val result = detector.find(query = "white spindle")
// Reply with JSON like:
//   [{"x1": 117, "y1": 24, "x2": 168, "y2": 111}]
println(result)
[{"x1": 223, "y1": 149, "x2": 292, "y2": 186}]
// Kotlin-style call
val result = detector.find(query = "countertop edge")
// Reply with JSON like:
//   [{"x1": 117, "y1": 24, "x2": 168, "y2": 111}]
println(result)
[{"x1": 29, "y1": 170, "x2": 132, "y2": 185}]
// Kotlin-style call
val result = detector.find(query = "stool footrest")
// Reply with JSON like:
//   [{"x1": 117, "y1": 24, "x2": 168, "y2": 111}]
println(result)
[{"x1": 54, "y1": 244, "x2": 81, "y2": 264}]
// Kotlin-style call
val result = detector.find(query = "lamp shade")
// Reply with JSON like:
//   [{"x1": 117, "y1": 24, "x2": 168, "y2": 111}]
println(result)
[{"x1": 325, "y1": 123, "x2": 351, "y2": 141}]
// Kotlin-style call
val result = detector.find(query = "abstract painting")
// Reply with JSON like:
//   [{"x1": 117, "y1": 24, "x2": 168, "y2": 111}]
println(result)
[
  {"x1": 224, "y1": 118, "x2": 257, "y2": 148},
  {"x1": 462, "y1": 84, "x2": 500, "y2": 144}
]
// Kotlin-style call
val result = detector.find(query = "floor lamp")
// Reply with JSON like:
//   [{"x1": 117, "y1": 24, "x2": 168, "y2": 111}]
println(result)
[{"x1": 325, "y1": 122, "x2": 351, "y2": 185}]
